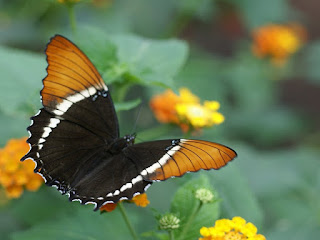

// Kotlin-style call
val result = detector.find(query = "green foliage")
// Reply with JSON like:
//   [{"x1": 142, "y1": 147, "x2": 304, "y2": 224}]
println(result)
[
  {"x1": 11, "y1": 207, "x2": 123, "y2": 240},
  {"x1": 0, "y1": 46, "x2": 45, "y2": 116},
  {"x1": 170, "y1": 175, "x2": 220, "y2": 240}
]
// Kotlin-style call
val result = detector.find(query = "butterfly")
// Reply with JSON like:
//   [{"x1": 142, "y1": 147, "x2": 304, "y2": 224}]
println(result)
[{"x1": 21, "y1": 35, "x2": 237, "y2": 210}]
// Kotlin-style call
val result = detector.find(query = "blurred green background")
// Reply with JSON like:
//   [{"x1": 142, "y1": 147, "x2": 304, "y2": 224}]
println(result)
[{"x1": 0, "y1": 0, "x2": 319, "y2": 239}]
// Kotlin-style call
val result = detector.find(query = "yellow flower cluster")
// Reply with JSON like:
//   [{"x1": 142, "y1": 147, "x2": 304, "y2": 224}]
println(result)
[
  {"x1": 150, "y1": 88, "x2": 224, "y2": 132},
  {"x1": 199, "y1": 216, "x2": 266, "y2": 240},
  {"x1": 252, "y1": 23, "x2": 306, "y2": 65},
  {"x1": 0, "y1": 137, "x2": 43, "y2": 199},
  {"x1": 100, "y1": 193, "x2": 150, "y2": 213}
]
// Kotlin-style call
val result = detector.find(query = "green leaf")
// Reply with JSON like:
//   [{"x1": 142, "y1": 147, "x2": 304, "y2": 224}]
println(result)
[
  {"x1": 76, "y1": 27, "x2": 188, "y2": 88},
  {"x1": 209, "y1": 162, "x2": 263, "y2": 227},
  {"x1": 114, "y1": 98, "x2": 141, "y2": 111},
  {"x1": 0, "y1": 46, "x2": 45, "y2": 116},
  {"x1": 11, "y1": 206, "x2": 125, "y2": 240},
  {"x1": 10, "y1": 187, "x2": 78, "y2": 226},
  {"x1": 109, "y1": 34, "x2": 188, "y2": 87},
  {"x1": 75, "y1": 30, "x2": 118, "y2": 78},
  {"x1": 170, "y1": 175, "x2": 220, "y2": 240}
]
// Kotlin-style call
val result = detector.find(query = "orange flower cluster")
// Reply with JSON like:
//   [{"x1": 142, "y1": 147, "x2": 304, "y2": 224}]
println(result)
[
  {"x1": 0, "y1": 137, "x2": 43, "y2": 199},
  {"x1": 100, "y1": 193, "x2": 150, "y2": 213},
  {"x1": 252, "y1": 23, "x2": 306, "y2": 65},
  {"x1": 199, "y1": 216, "x2": 266, "y2": 240},
  {"x1": 150, "y1": 88, "x2": 224, "y2": 132}
]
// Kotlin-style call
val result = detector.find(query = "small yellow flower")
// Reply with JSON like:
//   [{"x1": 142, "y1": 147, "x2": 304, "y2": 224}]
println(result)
[
  {"x1": 0, "y1": 137, "x2": 43, "y2": 199},
  {"x1": 100, "y1": 193, "x2": 150, "y2": 213},
  {"x1": 200, "y1": 227, "x2": 211, "y2": 237},
  {"x1": 150, "y1": 88, "x2": 224, "y2": 132},
  {"x1": 252, "y1": 23, "x2": 306, "y2": 65},
  {"x1": 199, "y1": 216, "x2": 266, "y2": 240},
  {"x1": 231, "y1": 216, "x2": 246, "y2": 231}
]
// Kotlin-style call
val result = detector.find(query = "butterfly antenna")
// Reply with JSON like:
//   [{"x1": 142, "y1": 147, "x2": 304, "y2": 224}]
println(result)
[{"x1": 130, "y1": 101, "x2": 144, "y2": 136}]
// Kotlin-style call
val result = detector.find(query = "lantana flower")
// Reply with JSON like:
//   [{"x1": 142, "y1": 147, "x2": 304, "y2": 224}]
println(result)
[
  {"x1": 0, "y1": 137, "x2": 43, "y2": 198},
  {"x1": 199, "y1": 216, "x2": 266, "y2": 240},
  {"x1": 252, "y1": 23, "x2": 306, "y2": 65},
  {"x1": 100, "y1": 193, "x2": 150, "y2": 213},
  {"x1": 150, "y1": 88, "x2": 224, "y2": 132}
]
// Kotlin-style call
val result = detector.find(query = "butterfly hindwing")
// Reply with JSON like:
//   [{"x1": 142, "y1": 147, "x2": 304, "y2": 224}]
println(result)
[
  {"x1": 68, "y1": 152, "x2": 151, "y2": 209},
  {"x1": 124, "y1": 139, "x2": 237, "y2": 181}
]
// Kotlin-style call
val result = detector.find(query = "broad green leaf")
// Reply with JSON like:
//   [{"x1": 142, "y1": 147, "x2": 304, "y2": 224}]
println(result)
[
  {"x1": 0, "y1": 46, "x2": 45, "y2": 116},
  {"x1": 76, "y1": 30, "x2": 118, "y2": 79},
  {"x1": 76, "y1": 28, "x2": 188, "y2": 88},
  {"x1": 171, "y1": 175, "x2": 220, "y2": 240},
  {"x1": 10, "y1": 187, "x2": 78, "y2": 226},
  {"x1": 11, "y1": 206, "x2": 125, "y2": 240},
  {"x1": 109, "y1": 34, "x2": 188, "y2": 87}
]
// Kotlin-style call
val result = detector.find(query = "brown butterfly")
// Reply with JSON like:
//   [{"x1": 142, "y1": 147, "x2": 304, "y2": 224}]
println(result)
[{"x1": 21, "y1": 35, "x2": 237, "y2": 210}]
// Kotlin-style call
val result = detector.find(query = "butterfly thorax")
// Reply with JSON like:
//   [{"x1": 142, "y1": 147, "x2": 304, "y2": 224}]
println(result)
[{"x1": 108, "y1": 134, "x2": 136, "y2": 154}]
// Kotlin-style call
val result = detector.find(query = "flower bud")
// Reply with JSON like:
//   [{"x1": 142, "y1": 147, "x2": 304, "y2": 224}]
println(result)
[
  {"x1": 195, "y1": 188, "x2": 214, "y2": 204},
  {"x1": 159, "y1": 213, "x2": 180, "y2": 230}
]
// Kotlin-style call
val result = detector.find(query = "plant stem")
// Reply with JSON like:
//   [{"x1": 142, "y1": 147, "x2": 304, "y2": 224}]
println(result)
[
  {"x1": 178, "y1": 202, "x2": 202, "y2": 240},
  {"x1": 67, "y1": 4, "x2": 77, "y2": 35},
  {"x1": 169, "y1": 230, "x2": 175, "y2": 240},
  {"x1": 118, "y1": 202, "x2": 140, "y2": 240}
]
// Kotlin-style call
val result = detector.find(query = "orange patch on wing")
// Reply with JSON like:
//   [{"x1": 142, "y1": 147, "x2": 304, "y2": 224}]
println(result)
[
  {"x1": 41, "y1": 35, "x2": 106, "y2": 106},
  {"x1": 148, "y1": 140, "x2": 237, "y2": 181}
]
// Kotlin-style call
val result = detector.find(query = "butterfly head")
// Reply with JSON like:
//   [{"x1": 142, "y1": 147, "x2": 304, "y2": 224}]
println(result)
[{"x1": 124, "y1": 134, "x2": 136, "y2": 146}]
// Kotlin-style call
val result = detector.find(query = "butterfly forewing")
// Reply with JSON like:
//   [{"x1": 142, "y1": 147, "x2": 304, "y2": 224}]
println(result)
[
  {"x1": 42, "y1": 35, "x2": 119, "y2": 139},
  {"x1": 22, "y1": 35, "x2": 121, "y2": 208}
]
